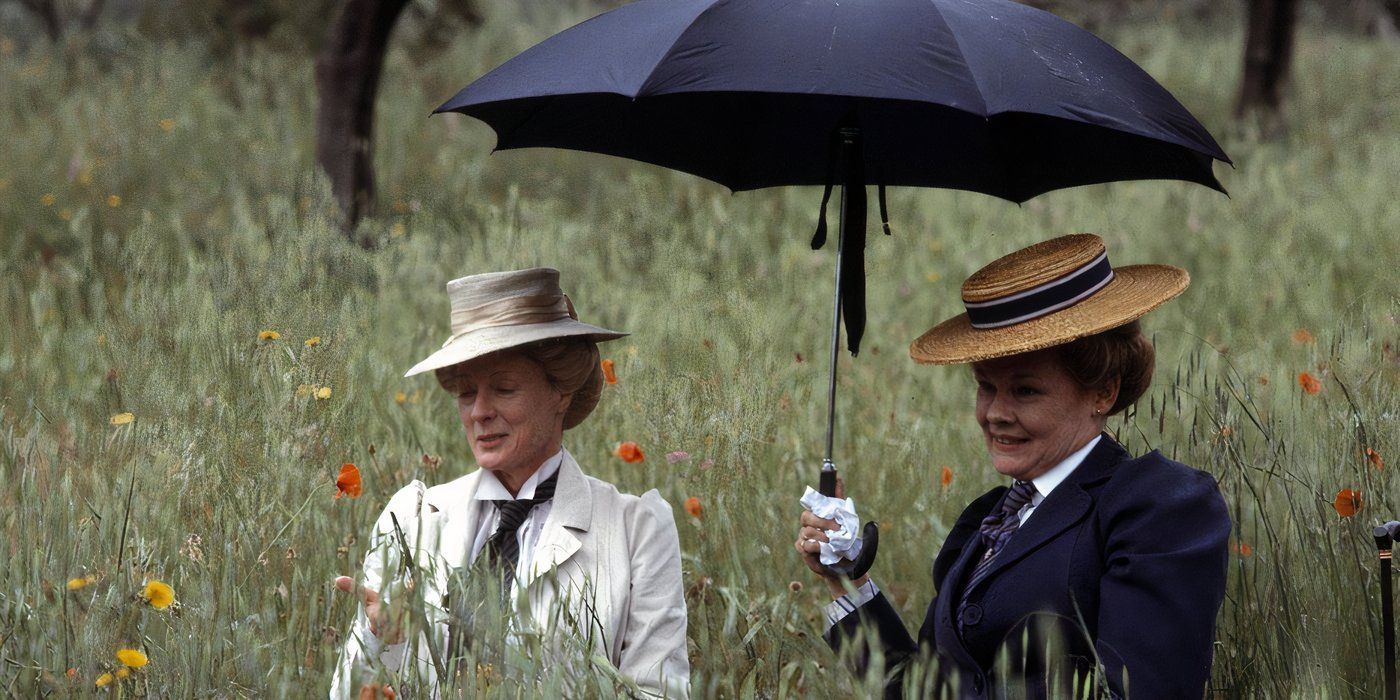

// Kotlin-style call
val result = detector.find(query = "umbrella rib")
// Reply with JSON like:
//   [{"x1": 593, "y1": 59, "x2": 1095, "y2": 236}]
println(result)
[
  {"x1": 633, "y1": 0, "x2": 730, "y2": 98},
  {"x1": 923, "y1": 1, "x2": 990, "y2": 117}
]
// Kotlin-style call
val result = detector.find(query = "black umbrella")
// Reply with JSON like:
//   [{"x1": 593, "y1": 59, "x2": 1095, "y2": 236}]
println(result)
[{"x1": 436, "y1": 0, "x2": 1231, "y2": 579}]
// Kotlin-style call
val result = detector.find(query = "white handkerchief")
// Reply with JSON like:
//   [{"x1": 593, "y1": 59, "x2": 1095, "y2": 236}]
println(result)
[{"x1": 800, "y1": 486, "x2": 864, "y2": 565}]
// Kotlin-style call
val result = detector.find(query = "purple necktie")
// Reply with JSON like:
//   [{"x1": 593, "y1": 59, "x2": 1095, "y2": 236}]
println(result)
[{"x1": 962, "y1": 480, "x2": 1038, "y2": 599}]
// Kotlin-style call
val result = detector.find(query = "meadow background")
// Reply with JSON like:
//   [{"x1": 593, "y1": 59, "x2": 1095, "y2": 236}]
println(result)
[{"x1": 0, "y1": 0, "x2": 1396, "y2": 696}]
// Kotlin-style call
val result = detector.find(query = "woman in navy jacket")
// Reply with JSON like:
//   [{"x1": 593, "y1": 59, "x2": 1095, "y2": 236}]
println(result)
[{"x1": 795, "y1": 234, "x2": 1230, "y2": 698}]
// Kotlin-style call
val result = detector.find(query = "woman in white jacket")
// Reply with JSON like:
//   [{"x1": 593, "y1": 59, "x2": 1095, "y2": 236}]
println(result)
[{"x1": 330, "y1": 268, "x2": 689, "y2": 698}]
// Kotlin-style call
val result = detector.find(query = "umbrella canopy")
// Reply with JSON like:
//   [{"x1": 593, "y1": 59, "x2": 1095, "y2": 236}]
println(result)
[
  {"x1": 437, "y1": 0, "x2": 1230, "y2": 201},
  {"x1": 435, "y1": 0, "x2": 1232, "y2": 580}
]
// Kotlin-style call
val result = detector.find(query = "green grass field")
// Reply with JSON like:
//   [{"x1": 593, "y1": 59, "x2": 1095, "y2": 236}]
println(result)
[{"x1": 0, "y1": 3, "x2": 1397, "y2": 696}]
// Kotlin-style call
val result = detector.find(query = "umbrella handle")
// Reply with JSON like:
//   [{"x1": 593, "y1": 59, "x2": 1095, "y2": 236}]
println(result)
[{"x1": 818, "y1": 463, "x2": 879, "y2": 580}]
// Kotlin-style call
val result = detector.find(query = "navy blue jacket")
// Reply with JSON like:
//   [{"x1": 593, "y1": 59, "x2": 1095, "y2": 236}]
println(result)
[{"x1": 826, "y1": 434, "x2": 1230, "y2": 698}]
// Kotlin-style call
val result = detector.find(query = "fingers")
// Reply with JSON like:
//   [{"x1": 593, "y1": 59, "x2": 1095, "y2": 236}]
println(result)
[
  {"x1": 334, "y1": 576, "x2": 380, "y2": 605},
  {"x1": 799, "y1": 526, "x2": 830, "y2": 543},
  {"x1": 799, "y1": 509, "x2": 839, "y2": 532}
]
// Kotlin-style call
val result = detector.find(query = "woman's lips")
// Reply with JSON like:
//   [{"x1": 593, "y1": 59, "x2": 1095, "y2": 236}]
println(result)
[{"x1": 990, "y1": 435, "x2": 1028, "y2": 449}]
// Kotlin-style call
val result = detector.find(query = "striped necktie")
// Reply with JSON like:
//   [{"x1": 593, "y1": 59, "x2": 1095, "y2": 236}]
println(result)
[
  {"x1": 962, "y1": 480, "x2": 1038, "y2": 596},
  {"x1": 486, "y1": 470, "x2": 560, "y2": 586}
]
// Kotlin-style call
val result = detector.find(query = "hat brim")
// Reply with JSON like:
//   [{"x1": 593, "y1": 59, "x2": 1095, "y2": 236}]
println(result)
[
  {"x1": 909, "y1": 264, "x2": 1188, "y2": 365},
  {"x1": 404, "y1": 320, "x2": 628, "y2": 377}
]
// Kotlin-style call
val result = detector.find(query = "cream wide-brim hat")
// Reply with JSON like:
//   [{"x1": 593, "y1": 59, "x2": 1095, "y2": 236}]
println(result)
[
  {"x1": 404, "y1": 268, "x2": 627, "y2": 378},
  {"x1": 909, "y1": 234, "x2": 1188, "y2": 365}
]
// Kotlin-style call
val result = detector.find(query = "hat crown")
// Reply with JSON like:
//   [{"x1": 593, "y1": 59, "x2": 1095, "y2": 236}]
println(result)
[
  {"x1": 448, "y1": 267, "x2": 561, "y2": 309},
  {"x1": 962, "y1": 234, "x2": 1106, "y2": 303}
]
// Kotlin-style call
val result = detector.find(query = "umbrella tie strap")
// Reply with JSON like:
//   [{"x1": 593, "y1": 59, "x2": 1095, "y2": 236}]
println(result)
[
  {"x1": 877, "y1": 181, "x2": 891, "y2": 236},
  {"x1": 810, "y1": 130, "x2": 842, "y2": 250}
]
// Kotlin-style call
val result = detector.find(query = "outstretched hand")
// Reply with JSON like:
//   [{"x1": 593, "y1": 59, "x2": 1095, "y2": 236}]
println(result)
[{"x1": 334, "y1": 576, "x2": 404, "y2": 644}]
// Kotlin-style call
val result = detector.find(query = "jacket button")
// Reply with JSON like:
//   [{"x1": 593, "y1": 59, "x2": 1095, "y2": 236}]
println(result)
[{"x1": 960, "y1": 603, "x2": 983, "y2": 627}]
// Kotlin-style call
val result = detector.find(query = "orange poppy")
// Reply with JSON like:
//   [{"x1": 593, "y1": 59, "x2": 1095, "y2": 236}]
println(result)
[
  {"x1": 1291, "y1": 328, "x2": 1316, "y2": 344},
  {"x1": 614, "y1": 441, "x2": 645, "y2": 463},
  {"x1": 1231, "y1": 541, "x2": 1254, "y2": 557},
  {"x1": 939, "y1": 465, "x2": 953, "y2": 488},
  {"x1": 1297, "y1": 372, "x2": 1322, "y2": 395},
  {"x1": 684, "y1": 496, "x2": 702, "y2": 518},
  {"x1": 601, "y1": 359, "x2": 618, "y2": 385},
  {"x1": 1366, "y1": 448, "x2": 1385, "y2": 471},
  {"x1": 1334, "y1": 489, "x2": 1362, "y2": 518},
  {"x1": 336, "y1": 463, "x2": 362, "y2": 499}
]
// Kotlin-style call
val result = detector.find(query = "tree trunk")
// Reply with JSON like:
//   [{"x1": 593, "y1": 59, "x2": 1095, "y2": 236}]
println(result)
[
  {"x1": 16, "y1": 0, "x2": 63, "y2": 42},
  {"x1": 314, "y1": 0, "x2": 410, "y2": 245},
  {"x1": 1235, "y1": 0, "x2": 1299, "y2": 120}
]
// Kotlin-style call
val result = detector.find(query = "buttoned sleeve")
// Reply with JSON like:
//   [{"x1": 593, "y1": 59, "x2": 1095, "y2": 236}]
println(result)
[
  {"x1": 328, "y1": 481, "x2": 427, "y2": 700},
  {"x1": 1094, "y1": 455, "x2": 1230, "y2": 698},
  {"x1": 619, "y1": 489, "x2": 691, "y2": 698}
]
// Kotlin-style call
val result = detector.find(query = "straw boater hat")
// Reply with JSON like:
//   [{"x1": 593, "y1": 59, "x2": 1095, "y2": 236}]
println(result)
[
  {"x1": 910, "y1": 234, "x2": 1188, "y2": 365},
  {"x1": 404, "y1": 268, "x2": 627, "y2": 378}
]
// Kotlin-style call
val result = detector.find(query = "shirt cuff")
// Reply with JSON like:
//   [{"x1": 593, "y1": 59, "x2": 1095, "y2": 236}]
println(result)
[{"x1": 823, "y1": 579, "x2": 880, "y2": 630}]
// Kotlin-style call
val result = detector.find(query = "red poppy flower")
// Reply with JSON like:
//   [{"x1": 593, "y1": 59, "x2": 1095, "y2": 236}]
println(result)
[
  {"x1": 614, "y1": 441, "x2": 645, "y2": 463},
  {"x1": 1334, "y1": 489, "x2": 1362, "y2": 518},
  {"x1": 1298, "y1": 372, "x2": 1322, "y2": 395},
  {"x1": 336, "y1": 463, "x2": 362, "y2": 499}
]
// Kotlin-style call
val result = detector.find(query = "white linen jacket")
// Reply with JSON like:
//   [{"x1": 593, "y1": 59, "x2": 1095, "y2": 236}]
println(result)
[{"x1": 330, "y1": 448, "x2": 690, "y2": 698}]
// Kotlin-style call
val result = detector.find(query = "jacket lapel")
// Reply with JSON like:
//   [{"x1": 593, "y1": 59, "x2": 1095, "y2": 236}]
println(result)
[
  {"x1": 426, "y1": 470, "x2": 484, "y2": 571},
  {"x1": 965, "y1": 433, "x2": 1127, "y2": 592},
  {"x1": 934, "y1": 519, "x2": 999, "y2": 671},
  {"x1": 520, "y1": 449, "x2": 592, "y2": 589}
]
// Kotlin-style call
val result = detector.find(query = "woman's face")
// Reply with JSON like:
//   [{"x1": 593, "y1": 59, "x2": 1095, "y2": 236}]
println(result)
[
  {"x1": 443, "y1": 352, "x2": 570, "y2": 486},
  {"x1": 972, "y1": 349, "x2": 1113, "y2": 482}
]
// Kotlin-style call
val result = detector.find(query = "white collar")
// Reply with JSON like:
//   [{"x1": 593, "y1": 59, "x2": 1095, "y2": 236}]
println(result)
[
  {"x1": 1029, "y1": 434, "x2": 1101, "y2": 500},
  {"x1": 474, "y1": 448, "x2": 565, "y2": 501}
]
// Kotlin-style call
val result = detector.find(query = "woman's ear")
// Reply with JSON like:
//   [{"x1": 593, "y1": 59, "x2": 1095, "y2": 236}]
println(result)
[{"x1": 1096, "y1": 376, "x2": 1122, "y2": 415}]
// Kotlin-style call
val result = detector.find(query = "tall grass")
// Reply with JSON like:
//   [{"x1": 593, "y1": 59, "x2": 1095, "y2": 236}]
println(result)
[{"x1": 0, "y1": 3, "x2": 1396, "y2": 696}]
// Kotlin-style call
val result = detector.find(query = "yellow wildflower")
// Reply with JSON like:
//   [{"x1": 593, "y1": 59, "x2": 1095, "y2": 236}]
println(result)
[
  {"x1": 390, "y1": 222, "x2": 406, "y2": 237},
  {"x1": 40, "y1": 193, "x2": 56, "y2": 206},
  {"x1": 95, "y1": 672, "x2": 114, "y2": 687},
  {"x1": 77, "y1": 168, "x2": 92, "y2": 186},
  {"x1": 295, "y1": 384, "x2": 314, "y2": 397},
  {"x1": 315, "y1": 386, "x2": 332, "y2": 400},
  {"x1": 97, "y1": 333, "x2": 107, "y2": 346},
  {"x1": 304, "y1": 336, "x2": 322, "y2": 347},
  {"x1": 258, "y1": 330, "x2": 281, "y2": 341},
  {"x1": 67, "y1": 574, "x2": 98, "y2": 590},
  {"x1": 109, "y1": 412, "x2": 134, "y2": 426},
  {"x1": 115, "y1": 649, "x2": 148, "y2": 668},
  {"x1": 106, "y1": 194, "x2": 121, "y2": 208},
  {"x1": 115, "y1": 668, "x2": 130, "y2": 679},
  {"x1": 142, "y1": 580, "x2": 175, "y2": 609},
  {"x1": 394, "y1": 391, "x2": 407, "y2": 405},
  {"x1": 59, "y1": 208, "x2": 73, "y2": 221},
  {"x1": 159, "y1": 118, "x2": 175, "y2": 132}
]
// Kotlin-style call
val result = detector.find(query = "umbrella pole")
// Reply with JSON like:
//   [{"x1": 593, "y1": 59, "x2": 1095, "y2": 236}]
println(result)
[
  {"x1": 818, "y1": 127, "x2": 877, "y2": 581},
  {"x1": 1377, "y1": 524, "x2": 1397, "y2": 700}
]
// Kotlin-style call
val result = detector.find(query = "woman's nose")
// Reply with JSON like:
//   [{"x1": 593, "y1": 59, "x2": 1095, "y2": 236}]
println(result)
[
  {"x1": 984, "y1": 391, "x2": 1013, "y2": 424},
  {"x1": 469, "y1": 393, "x2": 496, "y2": 422}
]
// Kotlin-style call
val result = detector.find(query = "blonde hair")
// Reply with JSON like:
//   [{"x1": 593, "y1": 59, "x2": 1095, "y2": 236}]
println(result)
[{"x1": 434, "y1": 338, "x2": 603, "y2": 430}]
